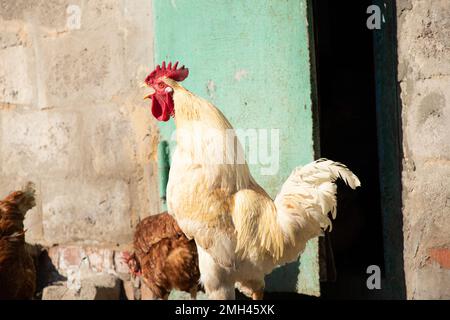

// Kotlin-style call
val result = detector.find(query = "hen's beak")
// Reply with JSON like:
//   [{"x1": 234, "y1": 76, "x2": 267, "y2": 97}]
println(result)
[{"x1": 143, "y1": 87, "x2": 155, "y2": 100}]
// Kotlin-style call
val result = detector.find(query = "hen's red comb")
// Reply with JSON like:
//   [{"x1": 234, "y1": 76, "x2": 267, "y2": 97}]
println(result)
[
  {"x1": 145, "y1": 61, "x2": 189, "y2": 85},
  {"x1": 122, "y1": 251, "x2": 132, "y2": 262}
]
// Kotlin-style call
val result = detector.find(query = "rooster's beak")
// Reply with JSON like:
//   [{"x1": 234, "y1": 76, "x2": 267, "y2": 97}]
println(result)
[{"x1": 143, "y1": 87, "x2": 155, "y2": 100}]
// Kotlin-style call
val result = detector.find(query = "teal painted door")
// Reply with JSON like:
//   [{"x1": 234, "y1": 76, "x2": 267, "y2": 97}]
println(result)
[{"x1": 153, "y1": 0, "x2": 319, "y2": 296}]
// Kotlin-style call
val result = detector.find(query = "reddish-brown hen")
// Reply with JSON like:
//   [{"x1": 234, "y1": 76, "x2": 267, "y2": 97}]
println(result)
[
  {"x1": 124, "y1": 212, "x2": 200, "y2": 300},
  {"x1": 0, "y1": 183, "x2": 36, "y2": 300}
]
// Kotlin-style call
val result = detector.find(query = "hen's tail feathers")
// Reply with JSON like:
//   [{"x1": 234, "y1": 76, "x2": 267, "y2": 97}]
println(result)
[{"x1": 274, "y1": 159, "x2": 360, "y2": 238}]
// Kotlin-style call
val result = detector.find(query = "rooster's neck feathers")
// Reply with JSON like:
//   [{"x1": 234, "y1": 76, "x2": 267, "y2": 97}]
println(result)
[{"x1": 169, "y1": 83, "x2": 233, "y2": 131}]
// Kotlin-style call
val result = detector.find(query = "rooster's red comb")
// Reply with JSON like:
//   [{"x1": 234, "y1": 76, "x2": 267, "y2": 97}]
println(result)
[{"x1": 145, "y1": 61, "x2": 189, "y2": 85}]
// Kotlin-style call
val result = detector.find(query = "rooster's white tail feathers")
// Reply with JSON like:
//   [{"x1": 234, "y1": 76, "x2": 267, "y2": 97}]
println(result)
[{"x1": 275, "y1": 159, "x2": 360, "y2": 237}]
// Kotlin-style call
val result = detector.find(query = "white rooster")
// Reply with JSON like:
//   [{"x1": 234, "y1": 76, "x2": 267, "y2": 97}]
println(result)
[{"x1": 143, "y1": 61, "x2": 360, "y2": 299}]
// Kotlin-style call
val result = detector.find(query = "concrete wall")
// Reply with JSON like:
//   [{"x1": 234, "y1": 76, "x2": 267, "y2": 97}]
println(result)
[
  {"x1": 397, "y1": 0, "x2": 450, "y2": 299},
  {"x1": 0, "y1": 0, "x2": 159, "y2": 291}
]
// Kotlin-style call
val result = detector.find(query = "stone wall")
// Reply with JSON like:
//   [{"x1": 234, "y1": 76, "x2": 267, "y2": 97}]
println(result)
[
  {"x1": 0, "y1": 0, "x2": 159, "y2": 296},
  {"x1": 397, "y1": 0, "x2": 450, "y2": 299}
]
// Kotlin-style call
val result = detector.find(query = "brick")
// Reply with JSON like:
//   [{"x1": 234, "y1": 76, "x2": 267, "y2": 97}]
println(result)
[
  {"x1": 119, "y1": 0, "x2": 154, "y2": 82},
  {"x1": 0, "y1": 46, "x2": 33, "y2": 105},
  {"x1": 413, "y1": 263, "x2": 450, "y2": 299},
  {"x1": 1, "y1": 111, "x2": 81, "y2": 178},
  {"x1": 42, "y1": 284, "x2": 71, "y2": 300},
  {"x1": 429, "y1": 248, "x2": 450, "y2": 269},
  {"x1": 41, "y1": 179, "x2": 132, "y2": 245},
  {"x1": 123, "y1": 280, "x2": 137, "y2": 300},
  {"x1": 81, "y1": 274, "x2": 122, "y2": 300},
  {"x1": 398, "y1": 0, "x2": 450, "y2": 80},
  {"x1": 59, "y1": 246, "x2": 86, "y2": 269},
  {"x1": 42, "y1": 275, "x2": 122, "y2": 300},
  {"x1": 39, "y1": 26, "x2": 124, "y2": 107},
  {"x1": 84, "y1": 105, "x2": 135, "y2": 177},
  {"x1": 0, "y1": 20, "x2": 30, "y2": 49},
  {"x1": 0, "y1": 0, "x2": 71, "y2": 29},
  {"x1": 50, "y1": 246, "x2": 122, "y2": 275},
  {"x1": 114, "y1": 250, "x2": 131, "y2": 277},
  {"x1": 85, "y1": 248, "x2": 114, "y2": 273},
  {"x1": 404, "y1": 78, "x2": 450, "y2": 160}
]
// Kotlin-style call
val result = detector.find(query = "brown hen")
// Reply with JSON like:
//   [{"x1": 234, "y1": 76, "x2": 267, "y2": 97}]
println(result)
[
  {"x1": 0, "y1": 182, "x2": 37, "y2": 300},
  {"x1": 124, "y1": 212, "x2": 200, "y2": 300}
]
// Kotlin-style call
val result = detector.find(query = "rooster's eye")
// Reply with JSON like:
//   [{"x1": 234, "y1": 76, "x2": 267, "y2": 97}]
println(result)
[{"x1": 158, "y1": 83, "x2": 165, "y2": 89}]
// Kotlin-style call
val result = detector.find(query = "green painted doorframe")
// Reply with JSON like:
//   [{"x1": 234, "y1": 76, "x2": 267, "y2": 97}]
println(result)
[
  {"x1": 153, "y1": 0, "x2": 320, "y2": 296},
  {"x1": 373, "y1": 0, "x2": 406, "y2": 299}
]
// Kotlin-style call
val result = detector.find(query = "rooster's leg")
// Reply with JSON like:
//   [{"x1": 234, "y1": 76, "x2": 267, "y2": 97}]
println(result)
[
  {"x1": 236, "y1": 279, "x2": 265, "y2": 300},
  {"x1": 252, "y1": 290, "x2": 264, "y2": 300},
  {"x1": 197, "y1": 246, "x2": 235, "y2": 300}
]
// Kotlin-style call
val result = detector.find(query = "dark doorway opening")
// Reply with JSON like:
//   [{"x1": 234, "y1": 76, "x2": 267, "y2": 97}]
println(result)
[{"x1": 312, "y1": 0, "x2": 385, "y2": 299}]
